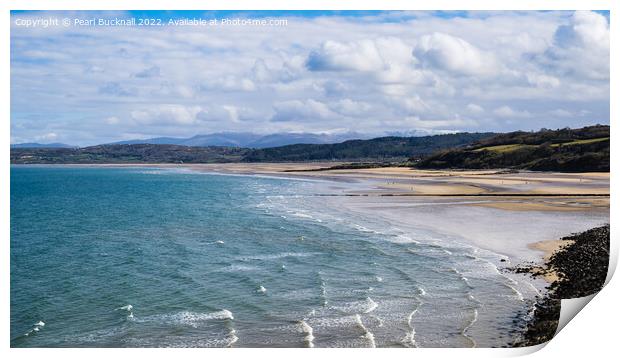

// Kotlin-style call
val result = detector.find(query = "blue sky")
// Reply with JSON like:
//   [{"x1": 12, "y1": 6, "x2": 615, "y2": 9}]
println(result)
[{"x1": 11, "y1": 10, "x2": 610, "y2": 145}]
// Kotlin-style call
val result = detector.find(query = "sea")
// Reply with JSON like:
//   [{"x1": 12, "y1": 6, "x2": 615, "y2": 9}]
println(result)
[{"x1": 11, "y1": 166, "x2": 544, "y2": 348}]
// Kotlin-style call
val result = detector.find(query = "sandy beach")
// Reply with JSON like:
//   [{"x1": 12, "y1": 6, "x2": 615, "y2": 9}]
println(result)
[
  {"x1": 200, "y1": 163, "x2": 609, "y2": 263},
  {"x1": 71, "y1": 162, "x2": 610, "y2": 196}
]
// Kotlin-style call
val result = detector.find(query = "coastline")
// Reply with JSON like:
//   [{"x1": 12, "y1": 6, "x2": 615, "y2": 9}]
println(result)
[
  {"x1": 152, "y1": 163, "x2": 608, "y2": 260},
  {"x1": 11, "y1": 163, "x2": 610, "y2": 347},
  {"x1": 16, "y1": 162, "x2": 609, "y2": 209},
  {"x1": 14, "y1": 163, "x2": 609, "y2": 262}
]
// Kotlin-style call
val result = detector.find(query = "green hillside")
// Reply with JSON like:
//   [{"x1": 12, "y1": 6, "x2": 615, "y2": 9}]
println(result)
[
  {"x1": 416, "y1": 125, "x2": 610, "y2": 172},
  {"x1": 242, "y1": 133, "x2": 495, "y2": 162}
]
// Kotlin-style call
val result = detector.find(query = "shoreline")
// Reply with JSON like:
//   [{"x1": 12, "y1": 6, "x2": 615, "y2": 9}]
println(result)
[
  {"x1": 13, "y1": 163, "x2": 609, "y2": 259},
  {"x1": 11, "y1": 164, "x2": 610, "y2": 347},
  {"x1": 12, "y1": 162, "x2": 610, "y2": 196},
  {"x1": 13, "y1": 163, "x2": 609, "y2": 260}
]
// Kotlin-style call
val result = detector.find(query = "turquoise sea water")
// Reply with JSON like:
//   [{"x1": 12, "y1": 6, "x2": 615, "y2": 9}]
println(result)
[{"x1": 11, "y1": 166, "x2": 540, "y2": 347}]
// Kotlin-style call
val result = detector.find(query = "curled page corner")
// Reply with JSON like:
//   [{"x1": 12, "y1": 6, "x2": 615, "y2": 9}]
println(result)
[
  {"x1": 604, "y1": 230, "x2": 618, "y2": 286},
  {"x1": 556, "y1": 294, "x2": 596, "y2": 334},
  {"x1": 554, "y1": 238, "x2": 617, "y2": 339},
  {"x1": 513, "y1": 341, "x2": 551, "y2": 355}
]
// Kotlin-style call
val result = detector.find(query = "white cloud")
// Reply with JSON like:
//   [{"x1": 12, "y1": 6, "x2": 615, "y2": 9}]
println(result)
[
  {"x1": 271, "y1": 99, "x2": 335, "y2": 122},
  {"x1": 306, "y1": 39, "x2": 386, "y2": 72},
  {"x1": 130, "y1": 105, "x2": 203, "y2": 126},
  {"x1": 541, "y1": 10, "x2": 609, "y2": 80},
  {"x1": 330, "y1": 99, "x2": 372, "y2": 116},
  {"x1": 525, "y1": 73, "x2": 560, "y2": 89},
  {"x1": 207, "y1": 75, "x2": 256, "y2": 92},
  {"x1": 251, "y1": 59, "x2": 271, "y2": 82},
  {"x1": 493, "y1": 106, "x2": 531, "y2": 118},
  {"x1": 413, "y1": 33, "x2": 498, "y2": 76},
  {"x1": 549, "y1": 109, "x2": 572, "y2": 117},
  {"x1": 35, "y1": 132, "x2": 58, "y2": 142},
  {"x1": 466, "y1": 103, "x2": 485, "y2": 114},
  {"x1": 555, "y1": 11, "x2": 609, "y2": 49},
  {"x1": 389, "y1": 116, "x2": 477, "y2": 130},
  {"x1": 391, "y1": 96, "x2": 430, "y2": 115},
  {"x1": 9, "y1": 10, "x2": 609, "y2": 145}
]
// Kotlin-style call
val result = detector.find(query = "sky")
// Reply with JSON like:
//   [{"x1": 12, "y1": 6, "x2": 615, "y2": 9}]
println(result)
[{"x1": 10, "y1": 10, "x2": 610, "y2": 146}]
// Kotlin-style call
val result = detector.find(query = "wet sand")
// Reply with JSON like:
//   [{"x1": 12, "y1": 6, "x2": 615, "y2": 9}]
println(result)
[
  {"x1": 173, "y1": 163, "x2": 609, "y2": 214},
  {"x1": 74, "y1": 162, "x2": 609, "y2": 196}
]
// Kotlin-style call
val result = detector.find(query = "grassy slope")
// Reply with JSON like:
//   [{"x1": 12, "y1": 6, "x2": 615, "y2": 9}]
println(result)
[{"x1": 416, "y1": 125, "x2": 610, "y2": 172}]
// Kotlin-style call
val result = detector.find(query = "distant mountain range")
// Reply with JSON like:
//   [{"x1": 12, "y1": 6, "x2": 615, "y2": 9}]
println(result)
[
  {"x1": 10, "y1": 132, "x2": 493, "y2": 164},
  {"x1": 10, "y1": 142, "x2": 75, "y2": 149},
  {"x1": 108, "y1": 132, "x2": 371, "y2": 149},
  {"x1": 11, "y1": 126, "x2": 609, "y2": 172}
]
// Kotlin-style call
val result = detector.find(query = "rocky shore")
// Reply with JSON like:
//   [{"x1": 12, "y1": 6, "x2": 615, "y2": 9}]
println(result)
[{"x1": 510, "y1": 224, "x2": 610, "y2": 347}]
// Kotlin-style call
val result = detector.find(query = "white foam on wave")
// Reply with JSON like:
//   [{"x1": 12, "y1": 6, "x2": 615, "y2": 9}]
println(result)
[
  {"x1": 116, "y1": 305, "x2": 134, "y2": 319},
  {"x1": 353, "y1": 225, "x2": 375, "y2": 233},
  {"x1": 461, "y1": 308, "x2": 479, "y2": 348},
  {"x1": 211, "y1": 309, "x2": 235, "y2": 320},
  {"x1": 239, "y1": 252, "x2": 316, "y2": 261},
  {"x1": 449, "y1": 267, "x2": 474, "y2": 289},
  {"x1": 138, "y1": 309, "x2": 235, "y2": 327},
  {"x1": 501, "y1": 282, "x2": 524, "y2": 301},
  {"x1": 402, "y1": 308, "x2": 419, "y2": 348},
  {"x1": 299, "y1": 320, "x2": 315, "y2": 348},
  {"x1": 320, "y1": 281, "x2": 328, "y2": 306},
  {"x1": 467, "y1": 293, "x2": 482, "y2": 306},
  {"x1": 258, "y1": 285, "x2": 267, "y2": 293},
  {"x1": 24, "y1": 321, "x2": 46, "y2": 337},
  {"x1": 333, "y1": 297, "x2": 379, "y2": 315},
  {"x1": 116, "y1": 304, "x2": 133, "y2": 312},
  {"x1": 354, "y1": 314, "x2": 376, "y2": 348},
  {"x1": 205, "y1": 240, "x2": 225, "y2": 245},
  {"x1": 292, "y1": 212, "x2": 314, "y2": 219},
  {"x1": 227, "y1": 328, "x2": 239, "y2": 348},
  {"x1": 364, "y1": 297, "x2": 378, "y2": 314},
  {"x1": 218, "y1": 264, "x2": 257, "y2": 273},
  {"x1": 391, "y1": 234, "x2": 421, "y2": 244}
]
